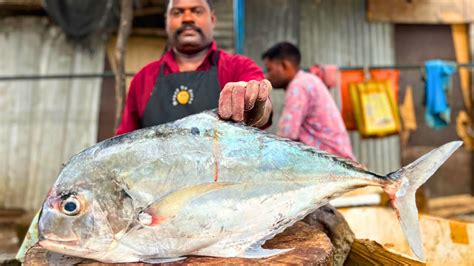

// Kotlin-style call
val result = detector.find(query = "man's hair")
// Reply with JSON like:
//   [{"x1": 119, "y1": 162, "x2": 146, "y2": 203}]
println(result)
[
  {"x1": 165, "y1": 0, "x2": 214, "y2": 10},
  {"x1": 262, "y1": 42, "x2": 301, "y2": 66}
]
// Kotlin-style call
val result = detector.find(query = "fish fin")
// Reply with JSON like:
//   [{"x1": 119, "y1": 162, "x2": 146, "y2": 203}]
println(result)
[
  {"x1": 383, "y1": 141, "x2": 462, "y2": 262},
  {"x1": 238, "y1": 246, "x2": 293, "y2": 259},
  {"x1": 16, "y1": 210, "x2": 41, "y2": 262},
  {"x1": 141, "y1": 257, "x2": 187, "y2": 263},
  {"x1": 140, "y1": 182, "x2": 237, "y2": 226}
]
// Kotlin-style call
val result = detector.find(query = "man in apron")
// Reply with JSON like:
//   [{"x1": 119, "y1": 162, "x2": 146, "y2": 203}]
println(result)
[{"x1": 116, "y1": 0, "x2": 272, "y2": 135}]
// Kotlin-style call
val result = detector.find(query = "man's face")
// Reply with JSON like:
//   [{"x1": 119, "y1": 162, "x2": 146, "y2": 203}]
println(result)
[
  {"x1": 166, "y1": 0, "x2": 216, "y2": 54},
  {"x1": 264, "y1": 58, "x2": 290, "y2": 89}
]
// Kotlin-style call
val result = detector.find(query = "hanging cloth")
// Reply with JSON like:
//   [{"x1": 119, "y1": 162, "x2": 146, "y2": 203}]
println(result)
[
  {"x1": 339, "y1": 68, "x2": 400, "y2": 130},
  {"x1": 370, "y1": 69, "x2": 400, "y2": 103},
  {"x1": 43, "y1": 0, "x2": 119, "y2": 50},
  {"x1": 349, "y1": 80, "x2": 401, "y2": 137},
  {"x1": 309, "y1": 64, "x2": 339, "y2": 89},
  {"x1": 340, "y1": 70, "x2": 365, "y2": 130},
  {"x1": 424, "y1": 60, "x2": 456, "y2": 129}
]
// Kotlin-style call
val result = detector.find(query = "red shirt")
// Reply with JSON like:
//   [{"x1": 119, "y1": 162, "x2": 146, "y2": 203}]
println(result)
[{"x1": 116, "y1": 41, "x2": 264, "y2": 135}]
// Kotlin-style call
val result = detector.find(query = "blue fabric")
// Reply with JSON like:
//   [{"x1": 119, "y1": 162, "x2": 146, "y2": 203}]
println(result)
[{"x1": 424, "y1": 60, "x2": 456, "y2": 129}]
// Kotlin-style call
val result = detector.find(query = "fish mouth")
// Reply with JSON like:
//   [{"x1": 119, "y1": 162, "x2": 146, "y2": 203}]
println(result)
[{"x1": 39, "y1": 239, "x2": 93, "y2": 257}]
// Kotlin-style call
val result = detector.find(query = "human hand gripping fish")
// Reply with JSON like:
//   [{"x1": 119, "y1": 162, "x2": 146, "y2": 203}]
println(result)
[{"x1": 17, "y1": 110, "x2": 461, "y2": 263}]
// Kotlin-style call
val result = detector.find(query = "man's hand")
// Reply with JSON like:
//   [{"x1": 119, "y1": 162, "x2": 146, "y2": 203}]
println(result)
[{"x1": 218, "y1": 79, "x2": 273, "y2": 128}]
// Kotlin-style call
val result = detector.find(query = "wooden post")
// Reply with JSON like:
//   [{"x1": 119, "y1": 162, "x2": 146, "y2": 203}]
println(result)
[
  {"x1": 470, "y1": 23, "x2": 474, "y2": 196},
  {"x1": 114, "y1": 0, "x2": 133, "y2": 131},
  {"x1": 367, "y1": 0, "x2": 474, "y2": 24},
  {"x1": 451, "y1": 24, "x2": 471, "y2": 112}
]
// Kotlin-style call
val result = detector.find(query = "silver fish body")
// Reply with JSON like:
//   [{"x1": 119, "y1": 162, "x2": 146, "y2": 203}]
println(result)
[{"x1": 37, "y1": 111, "x2": 461, "y2": 263}]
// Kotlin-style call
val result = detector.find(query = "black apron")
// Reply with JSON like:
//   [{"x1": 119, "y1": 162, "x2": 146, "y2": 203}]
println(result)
[{"x1": 140, "y1": 51, "x2": 220, "y2": 127}]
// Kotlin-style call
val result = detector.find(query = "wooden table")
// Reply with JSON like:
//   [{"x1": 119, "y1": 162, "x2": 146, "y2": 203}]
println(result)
[{"x1": 23, "y1": 222, "x2": 333, "y2": 265}]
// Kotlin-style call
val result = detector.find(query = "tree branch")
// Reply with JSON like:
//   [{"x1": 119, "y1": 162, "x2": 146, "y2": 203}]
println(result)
[{"x1": 114, "y1": 0, "x2": 133, "y2": 131}]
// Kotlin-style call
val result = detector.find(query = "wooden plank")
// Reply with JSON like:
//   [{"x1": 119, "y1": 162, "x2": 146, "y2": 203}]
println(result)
[
  {"x1": 340, "y1": 207, "x2": 474, "y2": 264},
  {"x1": 22, "y1": 222, "x2": 333, "y2": 265},
  {"x1": 467, "y1": 23, "x2": 474, "y2": 194},
  {"x1": 471, "y1": 23, "x2": 474, "y2": 196},
  {"x1": 0, "y1": 0, "x2": 42, "y2": 9},
  {"x1": 134, "y1": 6, "x2": 164, "y2": 17},
  {"x1": 139, "y1": 0, "x2": 166, "y2": 7},
  {"x1": 131, "y1": 27, "x2": 167, "y2": 37},
  {"x1": 367, "y1": 0, "x2": 474, "y2": 24},
  {"x1": 106, "y1": 35, "x2": 167, "y2": 93},
  {"x1": 0, "y1": 208, "x2": 25, "y2": 224},
  {"x1": 346, "y1": 239, "x2": 424, "y2": 265},
  {"x1": 429, "y1": 194, "x2": 474, "y2": 218},
  {"x1": 451, "y1": 24, "x2": 471, "y2": 111},
  {"x1": 0, "y1": 0, "x2": 41, "y2": 4}
]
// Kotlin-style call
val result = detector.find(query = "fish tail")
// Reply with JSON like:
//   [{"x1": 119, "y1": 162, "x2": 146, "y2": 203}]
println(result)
[{"x1": 381, "y1": 141, "x2": 462, "y2": 261}]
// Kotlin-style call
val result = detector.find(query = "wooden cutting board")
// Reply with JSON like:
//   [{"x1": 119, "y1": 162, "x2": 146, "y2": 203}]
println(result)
[{"x1": 23, "y1": 221, "x2": 333, "y2": 265}]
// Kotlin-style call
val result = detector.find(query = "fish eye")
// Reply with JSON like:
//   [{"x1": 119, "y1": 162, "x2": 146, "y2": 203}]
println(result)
[{"x1": 60, "y1": 197, "x2": 81, "y2": 216}]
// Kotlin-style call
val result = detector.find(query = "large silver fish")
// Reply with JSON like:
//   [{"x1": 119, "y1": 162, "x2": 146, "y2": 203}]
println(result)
[{"x1": 36, "y1": 111, "x2": 461, "y2": 263}]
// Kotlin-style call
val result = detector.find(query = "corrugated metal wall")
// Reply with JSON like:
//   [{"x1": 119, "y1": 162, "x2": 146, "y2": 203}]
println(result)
[
  {"x1": 300, "y1": 0, "x2": 399, "y2": 174},
  {"x1": 214, "y1": 0, "x2": 234, "y2": 52},
  {"x1": 0, "y1": 17, "x2": 105, "y2": 211},
  {"x1": 244, "y1": 0, "x2": 299, "y2": 137},
  {"x1": 299, "y1": 0, "x2": 395, "y2": 67},
  {"x1": 244, "y1": 0, "x2": 299, "y2": 63},
  {"x1": 245, "y1": 0, "x2": 400, "y2": 174}
]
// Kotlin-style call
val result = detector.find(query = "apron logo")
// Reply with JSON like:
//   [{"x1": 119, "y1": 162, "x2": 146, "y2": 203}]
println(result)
[{"x1": 172, "y1": 85, "x2": 194, "y2": 106}]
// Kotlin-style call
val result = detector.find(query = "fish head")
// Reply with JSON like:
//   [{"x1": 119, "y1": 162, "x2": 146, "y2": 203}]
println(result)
[{"x1": 38, "y1": 153, "x2": 136, "y2": 259}]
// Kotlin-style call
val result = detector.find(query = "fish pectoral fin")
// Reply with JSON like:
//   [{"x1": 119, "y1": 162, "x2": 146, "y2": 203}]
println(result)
[
  {"x1": 238, "y1": 246, "x2": 293, "y2": 259},
  {"x1": 16, "y1": 210, "x2": 40, "y2": 262},
  {"x1": 139, "y1": 182, "x2": 238, "y2": 226},
  {"x1": 141, "y1": 256, "x2": 187, "y2": 263}
]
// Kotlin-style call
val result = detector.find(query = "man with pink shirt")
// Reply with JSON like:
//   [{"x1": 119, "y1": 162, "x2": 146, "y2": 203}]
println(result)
[{"x1": 262, "y1": 42, "x2": 354, "y2": 160}]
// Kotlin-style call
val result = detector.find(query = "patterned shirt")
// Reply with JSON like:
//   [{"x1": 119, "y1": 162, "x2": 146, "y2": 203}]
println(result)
[{"x1": 278, "y1": 70, "x2": 355, "y2": 160}]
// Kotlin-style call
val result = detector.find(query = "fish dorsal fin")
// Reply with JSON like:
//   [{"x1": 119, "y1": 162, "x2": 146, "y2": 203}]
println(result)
[
  {"x1": 286, "y1": 139, "x2": 367, "y2": 171},
  {"x1": 316, "y1": 150, "x2": 367, "y2": 170}
]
